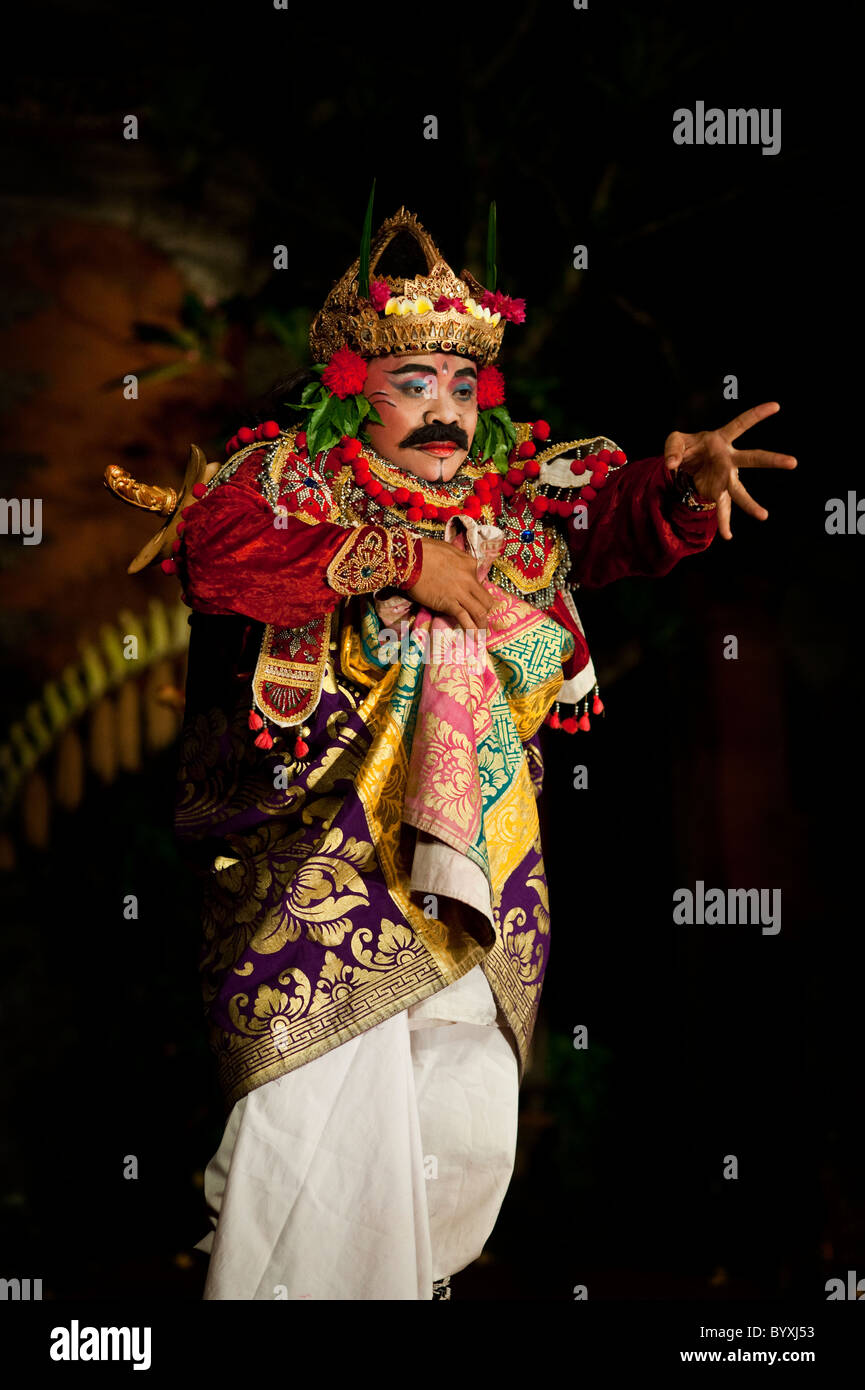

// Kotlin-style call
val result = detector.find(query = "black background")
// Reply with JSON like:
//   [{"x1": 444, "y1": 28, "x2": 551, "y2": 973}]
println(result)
[{"x1": 0, "y1": 0, "x2": 860, "y2": 1305}]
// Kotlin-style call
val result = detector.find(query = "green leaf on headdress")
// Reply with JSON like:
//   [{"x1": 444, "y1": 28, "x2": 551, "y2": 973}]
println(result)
[
  {"x1": 486, "y1": 200, "x2": 497, "y2": 292},
  {"x1": 285, "y1": 374, "x2": 381, "y2": 461},
  {"x1": 334, "y1": 399, "x2": 356, "y2": 438},
  {"x1": 358, "y1": 179, "x2": 376, "y2": 300},
  {"x1": 304, "y1": 393, "x2": 336, "y2": 459},
  {"x1": 286, "y1": 378, "x2": 326, "y2": 415},
  {"x1": 301, "y1": 379, "x2": 324, "y2": 404},
  {"x1": 473, "y1": 401, "x2": 516, "y2": 474}
]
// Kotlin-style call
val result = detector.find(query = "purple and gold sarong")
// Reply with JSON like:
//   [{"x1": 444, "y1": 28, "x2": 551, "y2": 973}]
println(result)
[{"x1": 176, "y1": 568, "x2": 573, "y2": 1111}]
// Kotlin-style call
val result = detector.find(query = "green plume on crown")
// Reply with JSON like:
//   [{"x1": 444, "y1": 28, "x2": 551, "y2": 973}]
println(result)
[
  {"x1": 357, "y1": 180, "x2": 376, "y2": 300},
  {"x1": 486, "y1": 200, "x2": 497, "y2": 292}
]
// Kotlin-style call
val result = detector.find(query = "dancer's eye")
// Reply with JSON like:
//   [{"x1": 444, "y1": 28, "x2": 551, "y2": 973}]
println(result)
[
  {"x1": 398, "y1": 378, "x2": 435, "y2": 399},
  {"x1": 452, "y1": 384, "x2": 475, "y2": 402}
]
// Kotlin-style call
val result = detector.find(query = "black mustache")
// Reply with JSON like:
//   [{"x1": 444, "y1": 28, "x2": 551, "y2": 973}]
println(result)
[{"x1": 400, "y1": 422, "x2": 469, "y2": 450}]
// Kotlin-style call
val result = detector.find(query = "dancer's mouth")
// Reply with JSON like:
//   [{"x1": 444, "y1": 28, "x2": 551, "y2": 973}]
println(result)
[{"x1": 414, "y1": 443, "x2": 459, "y2": 458}]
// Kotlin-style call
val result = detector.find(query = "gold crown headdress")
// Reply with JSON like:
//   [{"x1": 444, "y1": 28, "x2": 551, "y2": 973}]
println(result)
[{"x1": 308, "y1": 206, "x2": 514, "y2": 366}]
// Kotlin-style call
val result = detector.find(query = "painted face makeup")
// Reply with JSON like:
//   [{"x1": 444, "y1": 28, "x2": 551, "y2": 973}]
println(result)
[{"x1": 363, "y1": 351, "x2": 479, "y2": 483}]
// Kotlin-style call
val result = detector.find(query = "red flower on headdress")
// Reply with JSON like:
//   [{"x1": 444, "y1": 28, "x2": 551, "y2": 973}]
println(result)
[
  {"x1": 433, "y1": 295, "x2": 467, "y2": 313},
  {"x1": 480, "y1": 290, "x2": 527, "y2": 324},
  {"x1": 369, "y1": 280, "x2": 391, "y2": 312},
  {"x1": 322, "y1": 345, "x2": 368, "y2": 399},
  {"x1": 477, "y1": 364, "x2": 506, "y2": 411}
]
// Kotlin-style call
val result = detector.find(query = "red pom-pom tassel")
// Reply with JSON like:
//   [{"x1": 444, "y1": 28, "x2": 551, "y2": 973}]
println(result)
[
  {"x1": 248, "y1": 710, "x2": 264, "y2": 731},
  {"x1": 547, "y1": 709, "x2": 561, "y2": 730},
  {"x1": 578, "y1": 712, "x2": 592, "y2": 732},
  {"x1": 294, "y1": 736, "x2": 309, "y2": 759},
  {"x1": 254, "y1": 728, "x2": 274, "y2": 750},
  {"x1": 562, "y1": 716, "x2": 579, "y2": 734},
  {"x1": 593, "y1": 696, "x2": 604, "y2": 715}
]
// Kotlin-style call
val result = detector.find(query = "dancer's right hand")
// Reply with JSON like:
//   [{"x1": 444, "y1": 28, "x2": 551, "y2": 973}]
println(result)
[{"x1": 404, "y1": 537, "x2": 497, "y2": 633}]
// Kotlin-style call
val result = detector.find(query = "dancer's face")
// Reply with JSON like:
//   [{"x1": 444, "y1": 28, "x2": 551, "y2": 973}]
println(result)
[{"x1": 362, "y1": 352, "x2": 478, "y2": 483}]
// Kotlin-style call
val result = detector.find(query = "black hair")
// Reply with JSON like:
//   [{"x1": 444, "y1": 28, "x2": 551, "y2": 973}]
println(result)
[{"x1": 249, "y1": 367, "x2": 318, "y2": 429}]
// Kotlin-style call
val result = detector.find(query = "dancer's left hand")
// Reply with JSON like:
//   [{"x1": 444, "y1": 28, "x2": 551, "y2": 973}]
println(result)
[{"x1": 663, "y1": 401, "x2": 797, "y2": 540}]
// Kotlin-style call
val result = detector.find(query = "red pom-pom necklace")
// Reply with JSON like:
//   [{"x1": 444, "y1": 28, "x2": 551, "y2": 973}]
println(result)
[{"x1": 341, "y1": 437, "x2": 505, "y2": 523}]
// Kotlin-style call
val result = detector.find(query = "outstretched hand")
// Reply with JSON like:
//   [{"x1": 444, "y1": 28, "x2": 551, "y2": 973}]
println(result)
[{"x1": 664, "y1": 401, "x2": 797, "y2": 540}]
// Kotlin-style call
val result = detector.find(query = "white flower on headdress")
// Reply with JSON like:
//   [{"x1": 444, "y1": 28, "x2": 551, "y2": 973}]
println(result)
[
  {"x1": 464, "y1": 297, "x2": 490, "y2": 321},
  {"x1": 412, "y1": 297, "x2": 434, "y2": 315}
]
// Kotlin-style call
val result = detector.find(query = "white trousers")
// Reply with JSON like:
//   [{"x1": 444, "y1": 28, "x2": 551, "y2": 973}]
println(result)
[{"x1": 196, "y1": 964, "x2": 520, "y2": 1300}]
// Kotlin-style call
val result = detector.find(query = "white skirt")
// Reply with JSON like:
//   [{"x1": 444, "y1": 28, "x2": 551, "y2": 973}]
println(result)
[{"x1": 196, "y1": 964, "x2": 520, "y2": 1300}]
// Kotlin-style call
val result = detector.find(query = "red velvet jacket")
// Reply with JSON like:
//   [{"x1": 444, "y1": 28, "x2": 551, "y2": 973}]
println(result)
[
  {"x1": 180, "y1": 448, "x2": 716, "y2": 626},
  {"x1": 565, "y1": 452, "x2": 717, "y2": 586}
]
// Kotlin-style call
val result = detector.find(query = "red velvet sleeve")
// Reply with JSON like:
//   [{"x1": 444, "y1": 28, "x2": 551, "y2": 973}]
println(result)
[
  {"x1": 566, "y1": 455, "x2": 717, "y2": 589},
  {"x1": 180, "y1": 479, "x2": 423, "y2": 628}
]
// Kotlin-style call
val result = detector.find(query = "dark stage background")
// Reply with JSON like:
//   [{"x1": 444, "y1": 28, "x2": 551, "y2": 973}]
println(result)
[{"x1": 0, "y1": 0, "x2": 860, "y2": 1304}]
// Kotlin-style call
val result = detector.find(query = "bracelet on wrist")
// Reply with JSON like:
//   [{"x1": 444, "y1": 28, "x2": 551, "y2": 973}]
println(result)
[{"x1": 671, "y1": 466, "x2": 717, "y2": 511}]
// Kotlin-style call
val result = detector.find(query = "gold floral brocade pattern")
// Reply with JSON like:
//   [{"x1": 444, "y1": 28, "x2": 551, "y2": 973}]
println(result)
[{"x1": 325, "y1": 525, "x2": 421, "y2": 597}]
